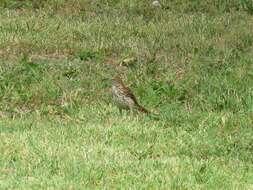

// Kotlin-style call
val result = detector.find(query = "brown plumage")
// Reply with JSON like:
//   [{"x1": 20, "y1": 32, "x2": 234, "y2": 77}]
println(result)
[{"x1": 111, "y1": 76, "x2": 149, "y2": 114}]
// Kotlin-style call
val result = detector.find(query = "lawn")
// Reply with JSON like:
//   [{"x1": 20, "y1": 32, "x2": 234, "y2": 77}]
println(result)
[{"x1": 0, "y1": 0, "x2": 253, "y2": 189}]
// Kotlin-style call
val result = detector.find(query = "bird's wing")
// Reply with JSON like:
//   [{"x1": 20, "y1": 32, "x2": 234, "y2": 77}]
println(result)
[{"x1": 123, "y1": 86, "x2": 139, "y2": 105}]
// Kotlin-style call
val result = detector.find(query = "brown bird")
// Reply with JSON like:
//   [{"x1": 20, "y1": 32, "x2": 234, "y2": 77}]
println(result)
[{"x1": 111, "y1": 76, "x2": 149, "y2": 114}]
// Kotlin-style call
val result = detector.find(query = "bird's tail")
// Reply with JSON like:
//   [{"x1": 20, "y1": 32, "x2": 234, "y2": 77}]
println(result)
[{"x1": 137, "y1": 105, "x2": 150, "y2": 114}]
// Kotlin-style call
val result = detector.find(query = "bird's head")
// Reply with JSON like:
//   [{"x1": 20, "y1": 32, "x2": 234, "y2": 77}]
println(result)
[{"x1": 112, "y1": 75, "x2": 124, "y2": 86}]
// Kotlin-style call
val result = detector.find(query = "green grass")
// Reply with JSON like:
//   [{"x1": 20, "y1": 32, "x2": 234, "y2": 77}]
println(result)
[{"x1": 0, "y1": 1, "x2": 253, "y2": 189}]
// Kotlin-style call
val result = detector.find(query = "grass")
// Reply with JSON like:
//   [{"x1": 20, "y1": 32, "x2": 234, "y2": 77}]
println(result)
[{"x1": 0, "y1": 0, "x2": 253, "y2": 189}]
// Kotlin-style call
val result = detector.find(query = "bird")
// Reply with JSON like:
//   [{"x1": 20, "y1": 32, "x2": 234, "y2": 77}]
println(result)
[{"x1": 111, "y1": 76, "x2": 150, "y2": 114}]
